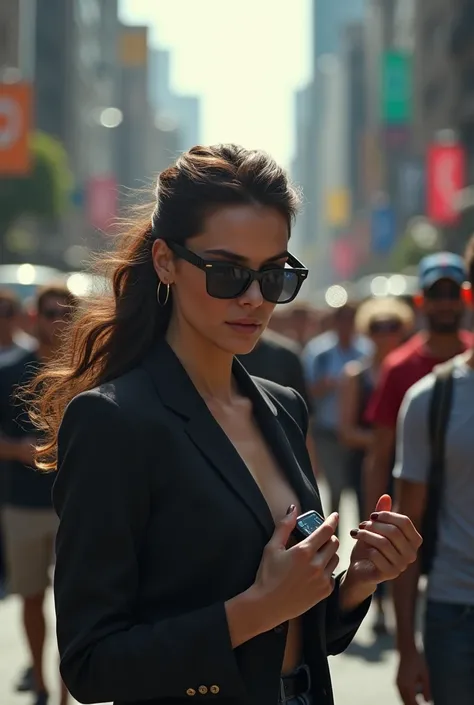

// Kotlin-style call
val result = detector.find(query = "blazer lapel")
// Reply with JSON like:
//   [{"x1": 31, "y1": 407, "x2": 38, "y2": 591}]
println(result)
[
  {"x1": 141, "y1": 341, "x2": 275, "y2": 540},
  {"x1": 233, "y1": 360, "x2": 319, "y2": 515}
]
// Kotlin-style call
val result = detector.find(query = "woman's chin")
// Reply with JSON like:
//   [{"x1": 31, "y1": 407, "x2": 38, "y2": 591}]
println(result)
[{"x1": 219, "y1": 333, "x2": 263, "y2": 357}]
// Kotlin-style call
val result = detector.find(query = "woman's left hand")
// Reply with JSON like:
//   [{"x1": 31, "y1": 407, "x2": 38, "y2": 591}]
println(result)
[{"x1": 347, "y1": 494, "x2": 423, "y2": 585}]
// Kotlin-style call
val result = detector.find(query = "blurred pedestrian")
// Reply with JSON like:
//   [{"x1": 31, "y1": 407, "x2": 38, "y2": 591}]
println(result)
[
  {"x1": 393, "y1": 237, "x2": 474, "y2": 705},
  {"x1": 0, "y1": 289, "x2": 33, "y2": 363},
  {"x1": 0, "y1": 289, "x2": 28, "y2": 596},
  {"x1": 239, "y1": 328, "x2": 309, "y2": 404},
  {"x1": 338, "y1": 296, "x2": 414, "y2": 633},
  {"x1": 0, "y1": 284, "x2": 77, "y2": 705},
  {"x1": 364, "y1": 252, "x2": 472, "y2": 515},
  {"x1": 239, "y1": 327, "x2": 319, "y2": 476},
  {"x1": 303, "y1": 303, "x2": 372, "y2": 516}
]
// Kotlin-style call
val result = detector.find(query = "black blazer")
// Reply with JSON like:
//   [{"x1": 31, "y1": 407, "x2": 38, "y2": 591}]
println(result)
[{"x1": 53, "y1": 340, "x2": 370, "y2": 705}]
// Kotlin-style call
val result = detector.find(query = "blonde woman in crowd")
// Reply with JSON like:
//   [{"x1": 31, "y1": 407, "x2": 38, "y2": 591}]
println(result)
[{"x1": 339, "y1": 296, "x2": 414, "y2": 634}]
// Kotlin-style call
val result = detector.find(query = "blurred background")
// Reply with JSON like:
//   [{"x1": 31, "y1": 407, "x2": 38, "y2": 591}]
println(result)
[{"x1": 1, "y1": 0, "x2": 474, "y2": 307}]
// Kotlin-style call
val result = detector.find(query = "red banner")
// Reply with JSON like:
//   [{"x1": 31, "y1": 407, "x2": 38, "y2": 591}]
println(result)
[
  {"x1": 86, "y1": 175, "x2": 117, "y2": 232},
  {"x1": 332, "y1": 238, "x2": 358, "y2": 280},
  {"x1": 426, "y1": 143, "x2": 465, "y2": 225}
]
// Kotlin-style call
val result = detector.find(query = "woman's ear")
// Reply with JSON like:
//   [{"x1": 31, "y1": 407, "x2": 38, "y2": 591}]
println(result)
[{"x1": 152, "y1": 239, "x2": 175, "y2": 284}]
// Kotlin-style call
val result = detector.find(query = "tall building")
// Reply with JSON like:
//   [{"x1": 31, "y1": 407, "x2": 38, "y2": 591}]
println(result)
[
  {"x1": 313, "y1": 0, "x2": 366, "y2": 57},
  {"x1": 451, "y1": 3, "x2": 474, "y2": 185},
  {"x1": 343, "y1": 23, "x2": 366, "y2": 215},
  {"x1": 148, "y1": 49, "x2": 201, "y2": 152},
  {"x1": 34, "y1": 0, "x2": 121, "y2": 255},
  {"x1": 360, "y1": 0, "x2": 422, "y2": 267},
  {"x1": 414, "y1": 0, "x2": 474, "y2": 167},
  {"x1": 314, "y1": 55, "x2": 348, "y2": 287},
  {"x1": 292, "y1": 0, "x2": 367, "y2": 288},
  {"x1": 366, "y1": 0, "x2": 474, "y2": 254},
  {"x1": 34, "y1": 0, "x2": 75, "y2": 158},
  {"x1": 290, "y1": 85, "x2": 313, "y2": 262},
  {"x1": 412, "y1": 0, "x2": 457, "y2": 154},
  {"x1": 116, "y1": 25, "x2": 150, "y2": 194},
  {"x1": 0, "y1": 0, "x2": 36, "y2": 77}
]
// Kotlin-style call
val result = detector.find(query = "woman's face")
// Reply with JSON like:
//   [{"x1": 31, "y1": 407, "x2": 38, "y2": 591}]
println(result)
[
  {"x1": 369, "y1": 318, "x2": 405, "y2": 357},
  {"x1": 153, "y1": 204, "x2": 291, "y2": 355}
]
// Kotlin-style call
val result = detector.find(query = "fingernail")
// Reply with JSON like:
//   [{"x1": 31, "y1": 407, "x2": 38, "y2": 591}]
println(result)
[
  {"x1": 359, "y1": 521, "x2": 368, "y2": 528},
  {"x1": 350, "y1": 529, "x2": 359, "y2": 538},
  {"x1": 287, "y1": 504, "x2": 296, "y2": 515},
  {"x1": 371, "y1": 513, "x2": 379, "y2": 521}
]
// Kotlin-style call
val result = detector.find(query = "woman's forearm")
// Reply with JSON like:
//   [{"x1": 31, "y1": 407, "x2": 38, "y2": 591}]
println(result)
[{"x1": 225, "y1": 585, "x2": 275, "y2": 648}]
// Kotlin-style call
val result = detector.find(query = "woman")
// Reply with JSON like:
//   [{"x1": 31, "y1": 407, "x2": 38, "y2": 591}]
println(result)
[
  {"x1": 27, "y1": 145, "x2": 421, "y2": 705},
  {"x1": 338, "y1": 296, "x2": 415, "y2": 635}
]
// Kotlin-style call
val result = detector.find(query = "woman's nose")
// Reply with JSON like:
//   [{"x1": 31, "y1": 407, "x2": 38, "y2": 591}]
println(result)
[{"x1": 239, "y1": 280, "x2": 264, "y2": 306}]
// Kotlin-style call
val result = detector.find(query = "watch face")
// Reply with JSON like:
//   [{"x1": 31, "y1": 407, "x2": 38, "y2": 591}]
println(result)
[{"x1": 297, "y1": 512, "x2": 324, "y2": 536}]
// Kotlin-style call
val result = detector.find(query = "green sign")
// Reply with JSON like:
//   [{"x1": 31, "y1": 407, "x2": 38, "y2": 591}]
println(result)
[{"x1": 381, "y1": 51, "x2": 412, "y2": 124}]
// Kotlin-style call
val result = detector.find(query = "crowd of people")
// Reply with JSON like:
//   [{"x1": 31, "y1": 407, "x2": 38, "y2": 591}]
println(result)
[
  {"x1": 0, "y1": 144, "x2": 471, "y2": 705},
  {"x1": 243, "y1": 246, "x2": 474, "y2": 705},
  {"x1": 0, "y1": 284, "x2": 78, "y2": 705}
]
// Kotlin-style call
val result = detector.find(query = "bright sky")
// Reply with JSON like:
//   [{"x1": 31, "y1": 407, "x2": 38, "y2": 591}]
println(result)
[{"x1": 119, "y1": 0, "x2": 311, "y2": 168}]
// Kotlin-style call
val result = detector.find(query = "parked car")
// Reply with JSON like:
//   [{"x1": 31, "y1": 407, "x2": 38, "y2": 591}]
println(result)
[{"x1": 0, "y1": 264, "x2": 67, "y2": 301}]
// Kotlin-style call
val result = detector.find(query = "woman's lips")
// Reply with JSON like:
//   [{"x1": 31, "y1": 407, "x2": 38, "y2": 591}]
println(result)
[{"x1": 225, "y1": 321, "x2": 261, "y2": 334}]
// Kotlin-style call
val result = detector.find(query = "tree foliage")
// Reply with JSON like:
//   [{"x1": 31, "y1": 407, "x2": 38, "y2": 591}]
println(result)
[
  {"x1": 0, "y1": 131, "x2": 73, "y2": 235},
  {"x1": 387, "y1": 232, "x2": 433, "y2": 272}
]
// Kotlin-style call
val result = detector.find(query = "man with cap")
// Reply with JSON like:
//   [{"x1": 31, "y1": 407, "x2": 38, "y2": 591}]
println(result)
[
  {"x1": 364, "y1": 252, "x2": 472, "y2": 522},
  {"x1": 393, "y1": 238, "x2": 474, "y2": 705}
]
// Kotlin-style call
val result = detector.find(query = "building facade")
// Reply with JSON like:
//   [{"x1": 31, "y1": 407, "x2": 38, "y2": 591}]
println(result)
[
  {"x1": 298, "y1": 0, "x2": 367, "y2": 286},
  {"x1": 148, "y1": 49, "x2": 201, "y2": 152},
  {"x1": 116, "y1": 24, "x2": 150, "y2": 195}
]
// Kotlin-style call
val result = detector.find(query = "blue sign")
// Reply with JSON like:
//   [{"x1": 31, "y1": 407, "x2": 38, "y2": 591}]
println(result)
[
  {"x1": 71, "y1": 187, "x2": 84, "y2": 208},
  {"x1": 371, "y1": 205, "x2": 396, "y2": 254},
  {"x1": 398, "y1": 158, "x2": 425, "y2": 220}
]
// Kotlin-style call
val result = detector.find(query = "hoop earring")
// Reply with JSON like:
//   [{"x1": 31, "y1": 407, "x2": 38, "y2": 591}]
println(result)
[{"x1": 157, "y1": 281, "x2": 170, "y2": 307}]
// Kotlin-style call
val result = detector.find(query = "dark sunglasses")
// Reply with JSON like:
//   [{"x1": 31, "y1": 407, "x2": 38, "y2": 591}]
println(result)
[
  {"x1": 0, "y1": 305, "x2": 16, "y2": 319},
  {"x1": 40, "y1": 307, "x2": 71, "y2": 321},
  {"x1": 167, "y1": 242, "x2": 308, "y2": 304},
  {"x1": 424, "y1": 282, "x2": 461, "y2": 301},
  {"x1": 369, "y1": 319, "x2": 403, "y2": 335}
]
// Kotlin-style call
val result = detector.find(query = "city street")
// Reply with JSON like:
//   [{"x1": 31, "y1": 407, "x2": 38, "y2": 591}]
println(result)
[{"x1": 0, "y1": 486, "x2": 401, "y2": 705}]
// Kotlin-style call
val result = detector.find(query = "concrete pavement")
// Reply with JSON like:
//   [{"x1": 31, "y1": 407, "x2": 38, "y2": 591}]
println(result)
[{"x1": 0, "y1": 487, "x2": 402, "y2": 705}]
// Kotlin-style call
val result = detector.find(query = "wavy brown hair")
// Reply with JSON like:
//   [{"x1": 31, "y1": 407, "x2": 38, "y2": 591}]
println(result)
[{"x1": 26, "y1": 144, "x2": 300, "y2": 471}]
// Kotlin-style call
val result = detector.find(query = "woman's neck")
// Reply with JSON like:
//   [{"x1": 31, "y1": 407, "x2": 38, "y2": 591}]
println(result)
[{"x1": 166, "y1": 321, "x2": 236, "y2": 403}]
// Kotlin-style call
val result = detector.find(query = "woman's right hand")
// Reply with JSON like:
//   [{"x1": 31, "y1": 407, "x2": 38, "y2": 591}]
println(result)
[{"x1": 252, "y1": 506, "x2": 340, "y2": 627}]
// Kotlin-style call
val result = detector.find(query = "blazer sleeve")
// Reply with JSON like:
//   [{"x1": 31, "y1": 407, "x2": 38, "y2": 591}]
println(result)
[
  {"x1": 53, "y1": 392, "x2": 246, "y2": 704},
  {"x1": 324, "y1": 572, "x2": 372, "y2": 655}
]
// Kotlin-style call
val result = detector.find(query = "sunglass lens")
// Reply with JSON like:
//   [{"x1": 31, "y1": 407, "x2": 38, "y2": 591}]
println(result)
[
  {"x1": 370, "y1": 320, "x2": 401, "y2": 334},
  {"x1": 261, "y1": 269, "x2": 299, "y2": 303},
  {"x1": 426, "y1": 281, "x2": 461, "y2": 300},
  {"x1": 43, "y1": 309, "x2": 70, "y2": 320},
  {"x1": 206, "y1": 264, "x2": 251, "y2": 299}
]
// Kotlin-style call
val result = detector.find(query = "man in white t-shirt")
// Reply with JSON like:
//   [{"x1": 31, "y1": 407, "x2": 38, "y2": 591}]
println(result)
[{"x1": 392, "y1": 238, "x2": 474, "y2": 705}]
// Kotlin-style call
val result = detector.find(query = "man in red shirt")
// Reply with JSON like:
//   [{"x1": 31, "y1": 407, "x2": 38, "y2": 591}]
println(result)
[{"x1": 364, "y1": 252, "x2": 472, "y2": 514}]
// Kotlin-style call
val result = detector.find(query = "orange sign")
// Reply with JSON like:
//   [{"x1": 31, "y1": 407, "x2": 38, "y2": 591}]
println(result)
[
  {"x1": 119, "y1": 29, "x2": 148, "y2": 67},
  {"x1": 0, "y1": 82, "x2": 32, "y2": 176}
]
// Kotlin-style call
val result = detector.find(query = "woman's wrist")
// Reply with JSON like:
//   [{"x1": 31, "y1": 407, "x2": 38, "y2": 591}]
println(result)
[
  {"x1": 338, "y1": 568, "x2": 377, "y2": 613},
  {"x1": 225, "y1": 584, "x2": 276, "y2": 648}
]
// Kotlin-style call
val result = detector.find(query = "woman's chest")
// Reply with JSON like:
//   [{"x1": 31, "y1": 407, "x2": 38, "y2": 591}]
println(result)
[
  {"x1": 137, "y1": 419, "x2": 319, "y2": 602},
  {"x1": 216, "y1": 409, "x2": 301, "y2": 523}
]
